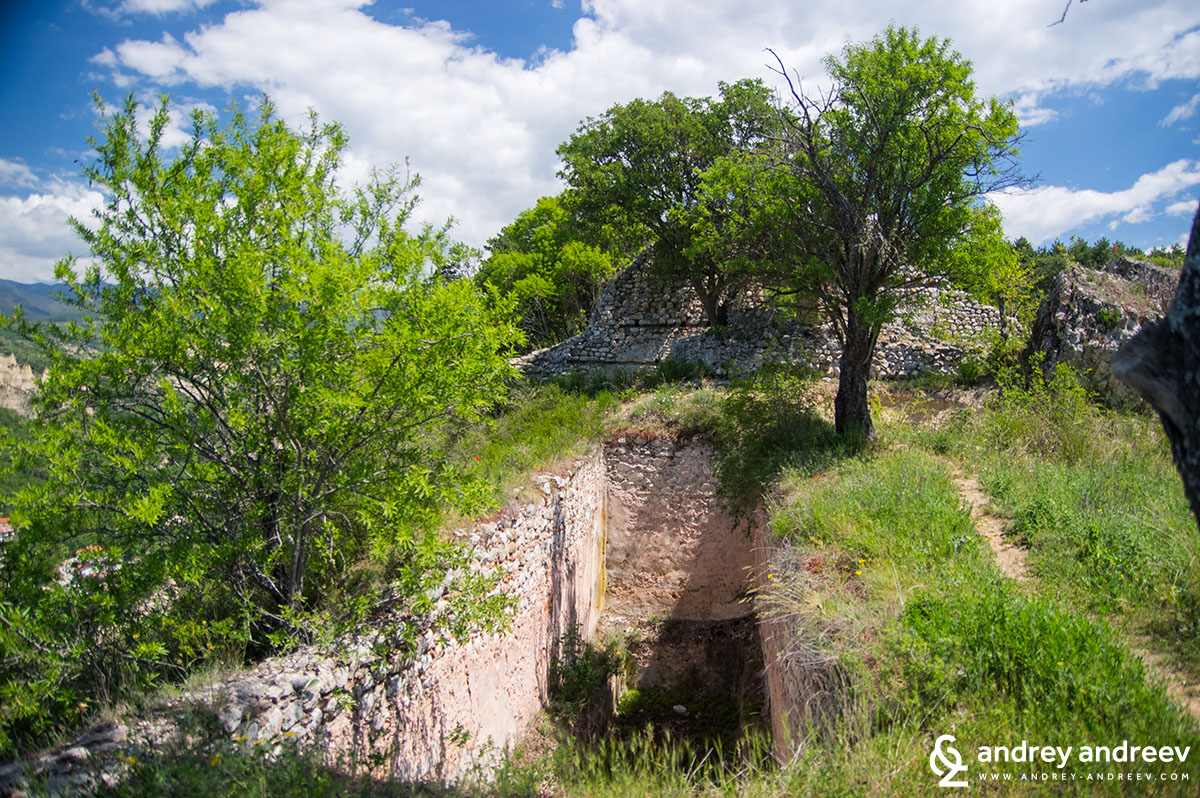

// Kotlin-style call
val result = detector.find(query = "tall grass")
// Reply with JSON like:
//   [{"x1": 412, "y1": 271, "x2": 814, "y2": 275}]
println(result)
[
  {"x1": 926, "y1": 362, "x2": 1200, "y2": 649},
  {"x1": 759, "y1": 442, "x2": 1199, "y2": 795}
]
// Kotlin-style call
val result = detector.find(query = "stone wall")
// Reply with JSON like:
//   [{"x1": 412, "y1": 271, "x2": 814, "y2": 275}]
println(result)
[
  {"x1": 750, "y1": 529, "x2": 844, "y2": 763},
  {"x1": 3, "y1": 433, "x2": 827, "y2": 793},
  {"x1": 602, "y1": 434, "x2": 754, "y2": 624},
  {"x1": 1, "y1": 454, "x2": 609, "y2": 795},
  {"x1": 516, "y1": 253, "x2": 1003, "y2": 380}
]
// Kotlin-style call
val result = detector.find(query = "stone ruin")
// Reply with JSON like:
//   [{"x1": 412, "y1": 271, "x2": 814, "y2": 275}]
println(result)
[
  {"x1": 1028, "y1": 255, "x2": 1178, "y2": 408},
  {"x1": 0, "y1": 436, "x2": 819, "y2": 794},
  {"x1": 515, "y1": 251, "x2": 1004, "y2": 380}
]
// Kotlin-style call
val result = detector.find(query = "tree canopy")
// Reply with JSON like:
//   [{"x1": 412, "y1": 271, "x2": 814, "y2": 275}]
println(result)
[
  {"x1": 557, "y1": 79, "x2": 779, "y2": 325},
  {"x1": 771, "y1": 25, "x2": 1024, "y2": 438},
  {"x1": 475, "y1": 193, "x2": 622, "y2": 352},
  {"x1": 0, "y1": 95, "x2": 519, "y2": 752}
]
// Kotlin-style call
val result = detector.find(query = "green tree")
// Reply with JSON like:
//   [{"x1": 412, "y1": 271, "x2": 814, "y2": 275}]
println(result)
[
  {"x1": 771, "y1": 26, "x2": 1024, "y2": 439},
  {"x1": 685, "y1": 151, "x2": 799, "y2": 308},
  {"x1": 1147, "y1": 242, "x2": 1186, "y2": 269},
  {"x1": 948, "y1": 203, "x2": 1032, "y2": 340},
  {"x1": 557, "y1": 79, "x2": 778, "y2": 325},
  {"x1": 0, "y1": 95, "x2": 519, "y2": 752},
  {"x1": 476, "y1": 194, "x2": 620, "y2": 351}
]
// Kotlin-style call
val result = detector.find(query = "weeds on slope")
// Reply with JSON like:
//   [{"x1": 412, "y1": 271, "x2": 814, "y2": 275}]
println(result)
[
  {"x1": 759, "y1": 445, "x2": 1199, "y2": 794},
  {"x1": 916, "y1": 361, "x2": 1200, "y2": 656}
]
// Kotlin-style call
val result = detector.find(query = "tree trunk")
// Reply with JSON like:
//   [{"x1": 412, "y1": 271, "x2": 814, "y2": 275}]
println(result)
[
  {"x1": 835, "y1": 310, "x2": 878, "y2": 441},
  {"x1": 693, "y1": 279, "x2": 729, "y2": 326},
  {"x1": 1113, "y1": 207, "x2": 1200, "y2": 530}
]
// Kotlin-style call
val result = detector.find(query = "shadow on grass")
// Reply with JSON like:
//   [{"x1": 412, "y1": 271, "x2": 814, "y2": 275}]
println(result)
[
  {"x1": 707, "y1": 371, "x2": 858, "y2": 511},
  {"x1": 543, "y1": 357, "x2": 719, "y2": 399}
]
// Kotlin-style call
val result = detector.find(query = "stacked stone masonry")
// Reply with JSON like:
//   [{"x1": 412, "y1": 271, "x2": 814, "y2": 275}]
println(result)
[
  {"x1": 2, "y1": 435, "x2": 821, "y2": 797},
  {"x1": 516, "y1": 253, "x2": 1004, "y2": 380},
  {"x1": 602, "y1": 435, "x2": 754, "y2": 624},
  {"x1": 1, "y1": 455, "x2": 608, "y2": 795}
]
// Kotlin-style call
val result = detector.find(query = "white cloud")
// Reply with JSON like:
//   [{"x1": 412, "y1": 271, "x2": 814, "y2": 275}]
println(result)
[
  {"x1": 0, "y1": 160, "x2": 39, "y2": 190},
  {"x1": 0, "y1": 179, "x2": 106, "y2": 282},
  {"x1": 131, "y1": 96, "x2": 216, "y2": 150},
  {"x1": 1166, "y1": 198, "x2": 1199, "y2": 217},
  {"x1": 0, "y1": 0, "x2": 1180, "y2": 274},
  {"x1": 990, "y1": 159, "x2": 1200, "y2": 244},
  {"x1": 1163, "y1": 93, "x2": 1200, "y2": 126},
  {"x1": 121, "y1": 0, "x2": 216, "y2": 14},
  {"x1": 87, "y1": 0, "x2": 216, "y2": 19}
]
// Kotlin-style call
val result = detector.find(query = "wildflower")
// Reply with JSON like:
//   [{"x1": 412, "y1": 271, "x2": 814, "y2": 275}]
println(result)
[
  {"x1": 125, "y1": 756, "x2": 138, "y2": 765},
  {"x1": 234, "y1": 736, "x2": 249, "y2": 742},
  {"x1": 767, "y1": 573, "x2": 774, "y2": 580},
  {"x1": 1057, "y1": 661, "x2": 1063, "y2": 667},
  {"x1": 209, "y1": 753, "x2": 221, "y2": 767},
  {"x1": 132, "y1": 633, "x2": 139, "y2": 639},
  {"x1": 855, "y1": 570, "x2": 862, "y2": 575}
]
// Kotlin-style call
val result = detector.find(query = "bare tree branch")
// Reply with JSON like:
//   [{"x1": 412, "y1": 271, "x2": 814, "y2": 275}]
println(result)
[{"x1": 1048, "y1": 0, "x2": 1087, "y2": 28}]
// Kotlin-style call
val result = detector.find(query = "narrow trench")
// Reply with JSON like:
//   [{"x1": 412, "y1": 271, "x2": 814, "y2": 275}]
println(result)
[{"x1": 585, "y1": 434, "x2": 769, "y2": 753}]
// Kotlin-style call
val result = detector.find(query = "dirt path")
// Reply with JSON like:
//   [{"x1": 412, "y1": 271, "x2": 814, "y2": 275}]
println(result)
[
  {"x1": 949, "y1": 470, "x2": 1031, "y2": 584},
  {"x1": 1128, "y1": 635, "x2": 1200, "y2": 721},
  {"x1": 946, "y1": 460, "x2": 1200, "y2": 722}
]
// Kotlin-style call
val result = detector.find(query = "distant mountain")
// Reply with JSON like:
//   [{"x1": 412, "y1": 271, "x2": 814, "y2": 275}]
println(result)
[{"x1": 0, "y1": 279, "x2": 85, "y2": 322}]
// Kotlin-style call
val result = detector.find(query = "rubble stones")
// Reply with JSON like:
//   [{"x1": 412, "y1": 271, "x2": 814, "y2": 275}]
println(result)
[{"x1": 514, "y1": 252, "x2": 1002, "y2": 380}]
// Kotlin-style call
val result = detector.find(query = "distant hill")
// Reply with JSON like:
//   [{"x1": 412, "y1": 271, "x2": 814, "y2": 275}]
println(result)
[{"x1": 0, "y1": 279, "x2": 84, "y2": 322}]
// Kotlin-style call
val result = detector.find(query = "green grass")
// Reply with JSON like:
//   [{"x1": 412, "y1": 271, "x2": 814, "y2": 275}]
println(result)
[
  {"x1": 17, "y1": 367, "x2": 1200, "y2": 796},
  {"x1": 756, "y1": 442, "x2": 1200, "y2": 795},
  {"x1": 627, "y1": 368, "x2": 853, "y2": 507},
  {"x1": 916, "y1": 365, "x2": 1200, "y2": 652},
  {"x1": 446, "y1": 381, "x2": 622, "y2": 511}
]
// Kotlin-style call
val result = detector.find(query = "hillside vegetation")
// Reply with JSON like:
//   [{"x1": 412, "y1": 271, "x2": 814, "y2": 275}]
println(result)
[
  {"x1": 72, "y1": 368, "x2": 1200, "y2": 797},
  {"x1": 1, "y1": 22, "x2": 1196, "y2": 798}
]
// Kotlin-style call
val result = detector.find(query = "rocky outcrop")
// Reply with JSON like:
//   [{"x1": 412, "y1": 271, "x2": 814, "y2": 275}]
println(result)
[
  {"x1": 515, "y1": 253, "x2": 1002, "y2": 380},
  {"x1": 1028, "y1": 256, "x2": 1178, "y2": 407},
  {"x1": 0, "y1": 353, "x2": 38, "y2": 416}
]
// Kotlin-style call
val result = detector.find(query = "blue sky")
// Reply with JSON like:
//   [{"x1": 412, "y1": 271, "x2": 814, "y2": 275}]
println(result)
[{"x1": 1, "y1": 0, "x2": 1198, "y2": 281}]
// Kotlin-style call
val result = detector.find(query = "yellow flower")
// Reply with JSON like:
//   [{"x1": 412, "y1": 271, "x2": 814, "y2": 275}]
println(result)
[
  {"x1": 1057, "y1": 661, "x2": 1064, "y2": 667},
  {"x1": 855, "y1": 570, "x2": 862, "y2": 575},
  {"x1": 125, "y1": 756, "x2": 138, "y2": 765},
  {"x1": 767, "y1": 573, "x2": 774, "y2": 580},
  {"x1": 209, "y1": 753, "x2": 221, "y2": 767},
  {"x1": 234, "y1": 735, "x2": 248, "y2": 742}
]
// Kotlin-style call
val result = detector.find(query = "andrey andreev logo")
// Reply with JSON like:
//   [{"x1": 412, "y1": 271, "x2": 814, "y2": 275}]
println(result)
[{"x1": 930, "y1": 734, "x2": 970, "y2": 788}]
